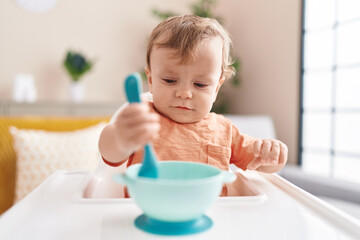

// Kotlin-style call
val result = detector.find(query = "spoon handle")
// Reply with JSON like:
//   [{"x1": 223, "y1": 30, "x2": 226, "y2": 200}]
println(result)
[
  {"x1": 124, "y1": 73, "x2": 159, "y2": 178},
  {"x1": 124, "y1": 73, "x2": 142, "y2": 103},
  {"x1": 139, "y1": 144, "x2": 159, "y2": 178}
]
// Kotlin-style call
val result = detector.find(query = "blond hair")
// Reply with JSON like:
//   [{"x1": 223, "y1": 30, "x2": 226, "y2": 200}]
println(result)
[{"x1": 146, "y1": 15, "x2": 235, "y2": 80}]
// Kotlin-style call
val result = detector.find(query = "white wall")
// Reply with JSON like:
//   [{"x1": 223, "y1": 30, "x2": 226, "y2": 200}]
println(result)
[
  {"x1": 217, "y1": 0, "x2": 302, "y2": 165},
  {"x1": 0, "y1": 0, "x2": 302, "y2": 164},
  {"x1": 0, "y1": 0, "x2": 194, "y2": 102}
]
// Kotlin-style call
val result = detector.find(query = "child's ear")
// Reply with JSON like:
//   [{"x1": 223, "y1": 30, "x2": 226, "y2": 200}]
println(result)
[
  {"x1": 213, "y1": 76, "x2": 225, "y2": 103},
  {"x1": 215, "y1": 77, "x2": 225, "y2": 94},
  {"x1": 145, "y1": 66, "x2": 153, "y2": 93}
]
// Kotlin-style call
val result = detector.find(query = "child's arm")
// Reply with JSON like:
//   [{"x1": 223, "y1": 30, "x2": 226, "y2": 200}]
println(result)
[
  {"x1": 246, "y1": 139, "x2": 288, "y2": 173},
  {"x1": 98, "y1": 103, "x2": 160, "y2": 164}
]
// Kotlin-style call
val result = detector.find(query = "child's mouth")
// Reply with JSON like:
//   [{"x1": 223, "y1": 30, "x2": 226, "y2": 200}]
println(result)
[{"x1": 175, "y1": 106, "x2": 191, "y2": 110}]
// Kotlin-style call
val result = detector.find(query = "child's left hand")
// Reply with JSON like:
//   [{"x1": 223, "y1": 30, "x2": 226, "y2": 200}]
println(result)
[{"x1": 246, "y1": 139, "x2": 288, "y2": 173}]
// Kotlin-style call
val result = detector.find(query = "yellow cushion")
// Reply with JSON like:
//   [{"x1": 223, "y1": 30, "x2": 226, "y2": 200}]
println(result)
[
  {"x1": 10, "y1": 122, "x2": 107, "y2": 202},
  {"x1": 0, "y1": 117, "x2": 110, "y2": 214}
]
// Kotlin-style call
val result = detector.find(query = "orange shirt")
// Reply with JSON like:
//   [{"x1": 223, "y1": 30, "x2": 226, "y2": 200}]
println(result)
[
  {"x1": 103, "y1": 102, "x2": 258, "y2": 197},
  {"x1": 105, "y1": 102, "x2": 256, "y2": 171}
]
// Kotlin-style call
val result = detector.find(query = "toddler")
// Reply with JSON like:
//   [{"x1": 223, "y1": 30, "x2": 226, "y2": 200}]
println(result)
[{"x1": 99, "y1": 15, "x2": 288, "y2": 195}]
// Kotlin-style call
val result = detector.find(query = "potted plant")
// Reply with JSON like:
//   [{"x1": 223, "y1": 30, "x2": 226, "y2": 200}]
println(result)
[{"x1": 63, "y1": 50, "x2": 94, "y2": 102}]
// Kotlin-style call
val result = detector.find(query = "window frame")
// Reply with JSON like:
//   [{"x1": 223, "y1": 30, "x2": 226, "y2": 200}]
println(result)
[{"x1": 299, "y1": 0, "x2": 360, "y2": 183}]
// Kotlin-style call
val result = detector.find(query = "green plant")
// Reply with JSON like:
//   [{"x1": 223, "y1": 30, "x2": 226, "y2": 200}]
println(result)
[
  {"x1": 152, "y1": 0, "x2": 220, "y2": 21},
  {"x1": 149, "y1": 0, "x2": 241, "y2": 113},
  {"x1": 63, "y1": 51, "x2": 94, "y2": 82}
]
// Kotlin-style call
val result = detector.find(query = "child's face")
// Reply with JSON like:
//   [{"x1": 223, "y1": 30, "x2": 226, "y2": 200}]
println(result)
[{"x1": 146, "y1": 37, "x2": 224, "y2": 123}]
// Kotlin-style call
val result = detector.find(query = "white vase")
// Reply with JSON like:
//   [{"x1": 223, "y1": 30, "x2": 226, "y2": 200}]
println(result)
[
  {"x1": 13, "y1": 74, "x2": 37, "y2": 103},
  {"x1": 69, "y1": 81, "x2": 85, "y2": 102}
]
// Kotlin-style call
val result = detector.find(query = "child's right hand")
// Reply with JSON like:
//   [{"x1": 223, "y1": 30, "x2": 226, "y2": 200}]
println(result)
[{"x1": 113, "y1": 103, "x2": 160, "y2": 153}]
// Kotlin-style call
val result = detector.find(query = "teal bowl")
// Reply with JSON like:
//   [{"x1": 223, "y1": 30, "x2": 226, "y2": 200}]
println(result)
[{"x1": 113, "y1": 161, "x2": 236, "y2": 222}]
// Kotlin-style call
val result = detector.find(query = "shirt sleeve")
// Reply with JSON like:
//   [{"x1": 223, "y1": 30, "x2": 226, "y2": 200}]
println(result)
[
  {"x1": 230, "y1": 125, "x2": 257, "y2": 170},
  {"x1": 101, "y1": 155, "x2": 127, "y2": 167}
]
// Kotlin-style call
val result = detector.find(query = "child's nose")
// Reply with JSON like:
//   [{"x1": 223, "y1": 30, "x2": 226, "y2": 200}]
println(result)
[{"x1": 175, "y1": 88, "x2": 192, "y2": 99}]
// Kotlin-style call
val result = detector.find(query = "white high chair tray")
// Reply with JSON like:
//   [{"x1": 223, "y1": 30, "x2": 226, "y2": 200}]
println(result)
[{"x1": 0, "y1": 170, "x2": 359, "y2": 240}]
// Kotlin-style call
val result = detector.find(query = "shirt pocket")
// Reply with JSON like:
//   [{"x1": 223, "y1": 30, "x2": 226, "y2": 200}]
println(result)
[{"x1": 207, "y1": 144, "x2": 231, "y2": 170}]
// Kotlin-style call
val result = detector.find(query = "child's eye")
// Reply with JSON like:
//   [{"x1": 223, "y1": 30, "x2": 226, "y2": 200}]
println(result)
[
  {"x1": 194, "y1": 83, "x2": 207, "y2": 88},
  {"x1": 162, "y1": 79, "x2": 176, "y2": 84}
]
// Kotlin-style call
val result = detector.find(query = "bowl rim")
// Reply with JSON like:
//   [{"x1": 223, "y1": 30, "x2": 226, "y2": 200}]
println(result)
[{"x1": 126, "y1": 161, "x2": 224, "y2": 186}]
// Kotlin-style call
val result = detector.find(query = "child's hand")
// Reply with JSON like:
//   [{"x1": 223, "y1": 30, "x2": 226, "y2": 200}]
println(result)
[
  {"x1": 246, "y1": 139, "x2": 288, "y2": 173},
  {"x1": 113, "y1": 103, "x2": 160, "y2": 153}
]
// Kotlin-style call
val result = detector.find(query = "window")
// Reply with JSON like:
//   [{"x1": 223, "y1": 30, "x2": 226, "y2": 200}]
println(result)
[{"x1": 300, "y1": 0, "x2": 360, "y2": 183}]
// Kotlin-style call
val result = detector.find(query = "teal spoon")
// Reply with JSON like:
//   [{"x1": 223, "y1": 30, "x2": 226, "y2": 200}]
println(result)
[{"x1": 124, "y1": 73, "x2": 159, "y2": 178}]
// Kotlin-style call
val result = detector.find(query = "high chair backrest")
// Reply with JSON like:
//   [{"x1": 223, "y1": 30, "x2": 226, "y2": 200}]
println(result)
[{"x1": 224, "y1": 115, "x2": 276, "y2": 139}]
